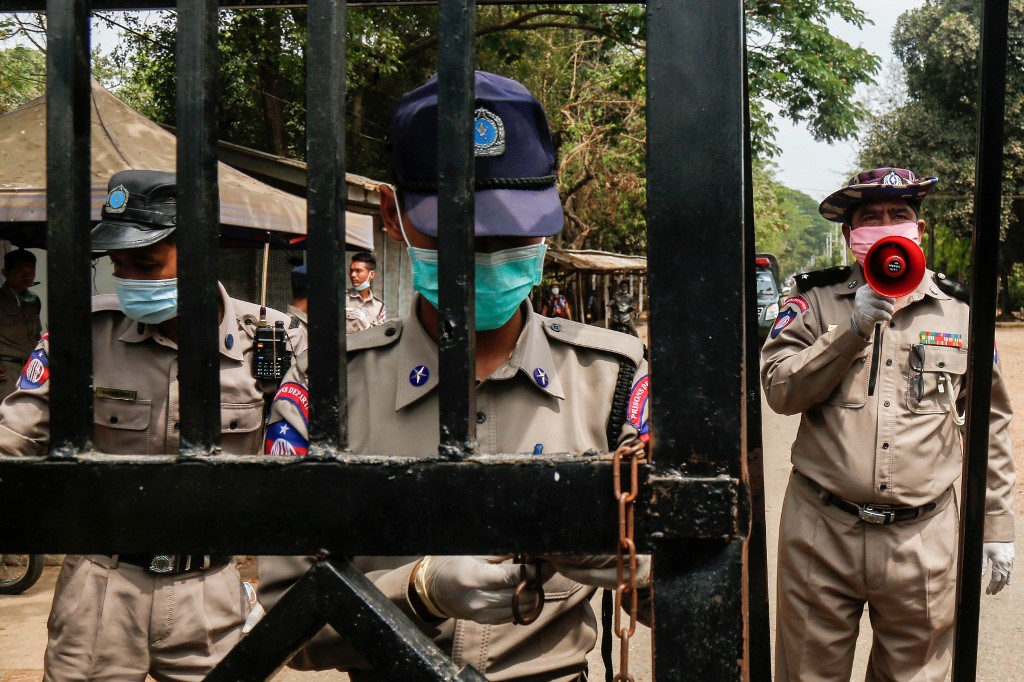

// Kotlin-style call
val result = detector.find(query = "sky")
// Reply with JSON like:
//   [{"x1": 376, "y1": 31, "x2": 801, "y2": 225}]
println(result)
[{"x1": 774, "y1": 1, "x2": 927, "y2": 201}]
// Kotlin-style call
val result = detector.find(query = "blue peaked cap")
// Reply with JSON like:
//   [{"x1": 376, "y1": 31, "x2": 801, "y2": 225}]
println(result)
[{"x1": 389, "y1": 71, "x2": 563, "y2": 238}]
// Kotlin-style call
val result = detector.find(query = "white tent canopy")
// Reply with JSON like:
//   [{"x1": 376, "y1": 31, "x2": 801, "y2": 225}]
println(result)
[{"x1": 0, "y1": 80, "x2": 373, "y2": 249}]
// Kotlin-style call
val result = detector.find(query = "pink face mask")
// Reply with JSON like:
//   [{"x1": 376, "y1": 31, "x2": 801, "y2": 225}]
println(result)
[{"x1": 848, "y1": 222, "x2": 921, "y2": 266}]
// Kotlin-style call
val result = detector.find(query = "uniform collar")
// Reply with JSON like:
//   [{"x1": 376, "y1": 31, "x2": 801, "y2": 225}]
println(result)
[
  {"x1": 287, "y1": 304, "x2": 308, "y2": 324},
  {"x1": 117, "y1": 283, "x2": 244, "y2": 360},
  {"x1": 394, "y1": 296, "x2": 565, "y2": 411},
  {"x1": 348, "y1": 288, "x2": 379, "y2": 302}
]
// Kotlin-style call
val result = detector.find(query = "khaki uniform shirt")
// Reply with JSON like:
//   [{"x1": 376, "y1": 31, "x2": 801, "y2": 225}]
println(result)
[
  {"x1": 0, "y1": 286, "x2": 42, "y2": 401},
  {"x1": 0, "y1": 284, "x2": 307, "y2": 457},
  {"x1": 287, "y1": 304, "x2": 308, "y2": 335},
  {"x1": 346, "y1": 289, "x2": 386, "y2": 334},
  {"x1": 260, "y1": 298, "x2": 649, "y2": 681},
  {"x1": 761, "y1": 265, "x2": 1015, "y2": 541}
]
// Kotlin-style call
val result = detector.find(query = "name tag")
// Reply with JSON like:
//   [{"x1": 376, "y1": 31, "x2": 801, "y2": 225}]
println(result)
[{"x1": 95, "y1": 387, "x2": 138, "y2": 402}]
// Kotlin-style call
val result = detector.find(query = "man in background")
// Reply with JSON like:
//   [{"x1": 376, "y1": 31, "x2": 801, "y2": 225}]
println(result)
[
  {"x1": 0, "y1": 249, "x2": 41, "y2": 401},
  {"x1": 287, "y1": 263, "x2": 308, "y2": 334},
  {"x1": 346, "y1": 251, "x2": 386, "y2": 333}
]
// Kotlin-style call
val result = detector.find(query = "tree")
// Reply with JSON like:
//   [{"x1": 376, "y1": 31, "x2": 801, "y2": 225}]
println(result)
[{"x1": 857, "y1": 0, "x2": 1024, "y2": 314}]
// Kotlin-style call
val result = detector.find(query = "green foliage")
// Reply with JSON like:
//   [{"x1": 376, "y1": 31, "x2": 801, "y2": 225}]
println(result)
[
  {"x1": 858, "y1": 0, "x2": 1024, "y2": 307},
  {"x1": 0, "y1": 45, "x2": 44, "y2": 115}
]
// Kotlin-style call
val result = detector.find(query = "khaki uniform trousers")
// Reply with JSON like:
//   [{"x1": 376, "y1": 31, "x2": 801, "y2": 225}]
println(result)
[
  {"x1": 776, "y1": 471, "x2": 957, "y2": 682},
  {"x1": 43, "y1": 554, "x2": 248, "y2": 682}
]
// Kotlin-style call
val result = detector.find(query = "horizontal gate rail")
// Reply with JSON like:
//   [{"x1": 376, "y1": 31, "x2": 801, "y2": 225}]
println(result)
[
  {"x1": 8, "y1": 0, "x2": 646, "y2": 10},
  {"x1": 0, "y1": 457, "x2": 740, "y2": 554}
]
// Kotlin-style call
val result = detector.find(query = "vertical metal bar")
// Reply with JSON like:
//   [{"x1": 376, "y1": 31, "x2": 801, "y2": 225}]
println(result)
[
  {"x1": 436, "y1": 0, "x2": 477, "y2": 458},
  {"x1": 742, "y1": 43, "x2": 772, "y2": 682},
  {"x1": 176, "y1": 0, "x2": 221, "y2": 451},
  {"x1": 952, "y1": 0, "x2": 1009, "y2": 677},
  {"x1": 306, "y1": 0, "x2": 348, "y2": 448},
  {"x1": 648, "y1": 0, "x2": 747, "y2": 678},
  {"x1": 45, "y1": 0, "x2": 93, "y2": 455}
]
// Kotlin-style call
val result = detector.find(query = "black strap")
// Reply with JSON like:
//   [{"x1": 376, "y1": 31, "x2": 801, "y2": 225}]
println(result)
[{"x1": 601, "y1": 589, "x2": 613, "y2": 682}]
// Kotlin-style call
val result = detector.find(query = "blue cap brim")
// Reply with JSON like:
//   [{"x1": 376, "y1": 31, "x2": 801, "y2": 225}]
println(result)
[{"x1": 402, "y1": 185, "x2": 563, "y2": 238}]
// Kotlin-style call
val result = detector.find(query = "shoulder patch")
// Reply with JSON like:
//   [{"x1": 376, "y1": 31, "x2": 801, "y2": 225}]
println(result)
[
  {"x1": 18, "y1": 346, "x2": 49, "y2": 390},
  {"x1": 781, "y1": 296, "x2": 809, "y2": 312},
  {"x1": 540, "y1": 317, "x2": 644, "y2": 368},
  {"x1": 348, "y1": 319, "x2": 403, "y2": 353},
  {"x1": 627, "y1": 374, "x2": 650, "y2": 442},
  {"x1": 265, "y1": 420, "x2": 309, "y2": 457},
  {"x1": 273, "y1": 381, "x2": 309, "y2": 426},
  {"x1": 795, "y1": 266, "x2": 852, "y2": 293},
  {"x1": 935, "y1": 273, "x2": 970, "y2": 303}
]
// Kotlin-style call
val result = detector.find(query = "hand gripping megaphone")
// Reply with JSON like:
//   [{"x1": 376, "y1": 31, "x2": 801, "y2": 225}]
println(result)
[
  {"x1": 863, "y1": 235, "x2": 926, "y2": 397},
  {"x1": 863, "y1": 235, "x2": 926, "y2": 298}
]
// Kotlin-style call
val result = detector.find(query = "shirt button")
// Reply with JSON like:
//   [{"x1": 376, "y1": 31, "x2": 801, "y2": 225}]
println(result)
[
  {"x1": 173, "y1": 422, "x2": 180, "y2": 430},
  {"x1": 880, "y1": 483, "x2": 888, "y2": 491},
  {"x1": 889, "y1": 322, "x2": 896, "y2": 328},
  {"x1": 476, "y1": 412, "x2": 486, "y2": 424},
  {"x1": 938, "y1": 361, "x2": 945, "y2": 368},
  {"x1": 885, "y1": 359, "x2": 893, "y2": 366},
  {"x1": 385, "y1": 327, "x2": 396, "y2": 337},
  {"x1": 882, "y1": 442, "x2": 890, "y2": 450},
  {"x1": 109, "y1": 415, "x2": 118, "y2": 424},
  {"x1": 230, "y1": 419, "x2": 238, "y2": 429},
  {"x1": 884, "y1": 401, "x2": 890, "y2": 407}
]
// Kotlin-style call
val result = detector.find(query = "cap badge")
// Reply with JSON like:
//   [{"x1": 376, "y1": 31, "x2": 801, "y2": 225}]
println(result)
[
  {"x1": 473, "y1": 108, "x2": 505, "y2": 158},
  {"x1": 882, "y1": 171, "x2": 905, "y2": 187},
  {"x1": 106, "y1": 185, "x2": 129, "y2": 214}
]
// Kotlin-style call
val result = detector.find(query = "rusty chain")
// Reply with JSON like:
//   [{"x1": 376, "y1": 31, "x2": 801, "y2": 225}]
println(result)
[
  {"x1": 612, "y1": 440, "x2": 647, "y2": 682},
  {"x1": 510, "y1": 554, "x2": 545, "y2": 625}
]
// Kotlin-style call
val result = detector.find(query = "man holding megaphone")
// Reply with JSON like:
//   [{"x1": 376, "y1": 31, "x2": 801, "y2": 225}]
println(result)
[{"x1": 761, "y1": 167, "x2": 1016, "y2": 681}]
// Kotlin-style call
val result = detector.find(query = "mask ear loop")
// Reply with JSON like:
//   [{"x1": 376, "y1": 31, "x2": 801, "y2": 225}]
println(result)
[{"x1": 393, "y1": 186, "x2": 412, "y2": 249}]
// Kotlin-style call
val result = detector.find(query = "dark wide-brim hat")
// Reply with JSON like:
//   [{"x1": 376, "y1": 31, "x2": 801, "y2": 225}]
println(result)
[
  {"x1": 390, "y1": 70, "x2": 563, "y2": 238},
  {"x1": 91, "y1": 170, "x2": 177, "y2": 251},
  {"x1": 818, "y1": 167, "x2": 939, "y2": 223}
]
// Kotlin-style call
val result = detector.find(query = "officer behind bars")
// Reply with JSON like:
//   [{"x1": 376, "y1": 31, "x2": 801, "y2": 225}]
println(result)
[
  {"x1": 761, "y1": 167, "x2": 1016, "y2": 681},
  {"x1": 0, "y1": 170, "x2": 307, "y2": 681},
  {"x1": 345, "y1": 251, "x2": 387, "y2": 333},
  {"x1": 260, "y1": 71, "x2": 651, "y2": 681}
]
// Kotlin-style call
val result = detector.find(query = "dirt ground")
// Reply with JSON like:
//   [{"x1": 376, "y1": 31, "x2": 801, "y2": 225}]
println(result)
[{"x1": 2, "y1": 321, "x2": 1022, "y2": 681}]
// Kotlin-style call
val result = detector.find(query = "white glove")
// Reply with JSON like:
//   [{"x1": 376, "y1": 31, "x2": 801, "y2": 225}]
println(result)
[
  {"x1": 423, "y1": 556, "x2": 544, "y2": 625},
  {"x1": 241, "y1": 581, "x2": 266, "y2": 634},
  {"x1": 982, "y1": 542, "x2": 1015, "y2": 595},
  {"x1": 547, "y1": 554, "x2": 652, "y2": 590},
  {"x1": 851, "y1": 286, "x2": 894, "y2": 339}
]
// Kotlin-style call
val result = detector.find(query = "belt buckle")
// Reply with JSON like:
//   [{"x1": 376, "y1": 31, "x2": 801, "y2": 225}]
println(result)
[
  {"x1": 148, "y1": 554, "x2": 177, "y2": 573},
  {"x1": 858, "y1": 505, "x2": 895, "y2": 525}
]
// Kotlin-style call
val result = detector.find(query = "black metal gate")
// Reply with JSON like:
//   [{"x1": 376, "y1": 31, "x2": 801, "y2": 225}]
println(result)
[{"x1": 0, "y1": 0, "x2": 1012, "y2": 680}]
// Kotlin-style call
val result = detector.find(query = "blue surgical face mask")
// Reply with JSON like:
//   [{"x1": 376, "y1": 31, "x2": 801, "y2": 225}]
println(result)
[
  {"x1": 112, "y1": 276, "x2": 178, "y2": 324},
  {"x1": 407, "y1": 244, "x2": 547, "y2": 330}
]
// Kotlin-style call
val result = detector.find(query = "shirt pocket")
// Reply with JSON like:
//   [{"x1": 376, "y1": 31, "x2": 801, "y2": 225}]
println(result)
[
  {"x1": 824, "y1": 347, "x2": 870, "y2": 408},
  {"x1": 906, "y1": 345, "x2": 967, "y2": 415},
  {"x1": 221, "y1": 401, "x2": 266, "y2": 454},
  {"x1": 93, "y1": 397, "x2": 152, "y2": 454}
]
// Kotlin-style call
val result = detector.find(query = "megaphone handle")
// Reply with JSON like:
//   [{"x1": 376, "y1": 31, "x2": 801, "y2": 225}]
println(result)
[{"x1": 868, "y1": 322, "x2": 883, "y2": 396}]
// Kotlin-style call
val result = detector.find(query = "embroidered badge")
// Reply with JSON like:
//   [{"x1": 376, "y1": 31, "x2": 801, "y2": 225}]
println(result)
[
  {"x1": 273, "y1": 382, "x2": 309, "y2": 425},
  {"x1": 919, "y1": 331, "x2": 963, "y2": 348},
  {"x1": 18, "y1": 347, "x2": 49, "y2": 390},
  {"x1": 105, "y1": 185, "x2": 129, "y2": 214},
  {"x1": 782, "y1": 296, "x2": 809, "y2": 312},
  {"x1": 473, "y1": 108, "x2": 506, "y2": 157},
  {"x1": 627, "y1": 375, "x2": 650, "y2": 442},
  {"x1": 264, "y1": 420, "x2": 308, "y2": 457},
  {"x1": 882, "y1": 170, "x2": 905, "y2": 187},
  {"x1": 533, "y1": 368, "x2": 550, "y2": 388},
  {"x1": 770, "y1": 309, "x2": 798, "y2": 339},
  {"x1": 410, "y1": 365, "x2": 430, "y2": 387}
]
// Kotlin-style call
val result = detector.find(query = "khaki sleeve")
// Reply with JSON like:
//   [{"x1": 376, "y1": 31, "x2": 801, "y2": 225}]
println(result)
[
  {"x1": 760, "y1": 294, "x2": 871, "y2": 416},
  {"x1": 980, "y1": 353, "x2": 1015, "y2": 542},
  {"x1": 0, "y1": 335, "x2": 51, "y2": 456}
]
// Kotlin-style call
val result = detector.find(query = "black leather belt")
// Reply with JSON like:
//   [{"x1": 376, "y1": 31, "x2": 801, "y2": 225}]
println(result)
[
  {"x1": 796, "y1": 470, "x2": 938, "y2": 525},
  {"x1": 114, "y1": 554, "x2": 231, "y2": 574}
]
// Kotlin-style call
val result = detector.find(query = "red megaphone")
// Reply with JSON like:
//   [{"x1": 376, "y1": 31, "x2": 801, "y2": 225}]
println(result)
[{"x1": 863, "y1": 235, "x2": 926, "y2": 297}]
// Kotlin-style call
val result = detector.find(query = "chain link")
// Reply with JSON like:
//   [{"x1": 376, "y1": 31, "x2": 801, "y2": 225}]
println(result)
[
  {"x1": 511, "y1": 554, "x2": 545, "y2": 625},
  {"x1": 612, "y1": 440, "x2": 646, "y2": 682}
]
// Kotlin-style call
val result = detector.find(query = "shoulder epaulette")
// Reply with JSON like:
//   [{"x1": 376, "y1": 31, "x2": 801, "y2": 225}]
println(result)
[
  {"x1": 539, "y1": 317, "x2": 644, "y2": 368},
  {"x1": 795, "y1": 266, "x2": 852, "y2": 293},
  {"x1": 347, "y1": 319, "x2": 403, "y2": 353},
  {"x1": 935, "y1": 272, "x2": 970, "y2": 303}
]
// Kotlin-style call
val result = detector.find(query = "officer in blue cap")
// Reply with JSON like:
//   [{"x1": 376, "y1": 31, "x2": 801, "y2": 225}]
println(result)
[
  {"x1": 261, "y1": 71, "x2": 651, "y2": 681},
  {"x1": 0, "y1": 169, "x2": 306, "y2": 681}
]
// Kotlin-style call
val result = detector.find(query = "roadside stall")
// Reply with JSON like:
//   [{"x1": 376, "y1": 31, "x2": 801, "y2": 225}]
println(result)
[{"x1": 541, "y1": 248, "x2": 648, "y2": 327}]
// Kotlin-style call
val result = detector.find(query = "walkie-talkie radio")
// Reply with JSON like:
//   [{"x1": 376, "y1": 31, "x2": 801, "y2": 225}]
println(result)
[{"x1": 252, "y1": 235, "x2": 292, "y2": 381}]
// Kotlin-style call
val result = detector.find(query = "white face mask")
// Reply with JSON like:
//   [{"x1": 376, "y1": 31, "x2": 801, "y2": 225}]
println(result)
[{"x1": 551, "y1": 287, "x2": 559, "y2": 295}]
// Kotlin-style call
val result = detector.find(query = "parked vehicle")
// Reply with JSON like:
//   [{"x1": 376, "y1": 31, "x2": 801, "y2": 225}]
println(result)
[
  {"x1": 755, "y1": 254, "x2": 781, "y2": 342},
  {"x1": 0, "y1": 554, "x2": 44, "y2": 595}
]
